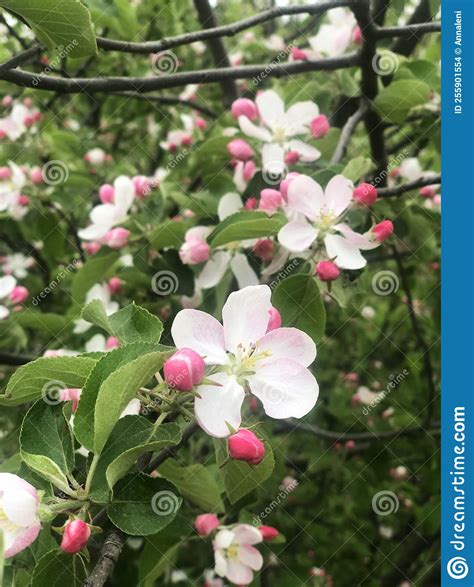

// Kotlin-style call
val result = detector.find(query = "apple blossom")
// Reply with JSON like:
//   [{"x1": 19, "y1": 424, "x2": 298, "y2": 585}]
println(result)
[
  {"x1": 102, "y1": 227, "x2": 130, "y2": 249},
  {"x1": 227, "y1": 138, "x2": 254, "y2": 161},
  {"x1": 284, "y1": 150, "x2": 300, "y2": 165},
  {"x1": 106, "y1": 336, "x2": 121, "y2": 350},
  {"x1": 84, "y1": 242, "x2": 101, "y2": 255},
  {"x1": 316, "y1": 261, "x2": 340, "y2": 282},
  {"x1": 10, "y1": 285, "x2": 29, "y2": 304},
  {"x1": 237, "y1": 90, "x2": 321, "y2": 173},
  {"x1": 266, "y1": 307, "x2": 282, "y2": 332},
  {"x1": 228, "y1": 429, "x2": 265, "y2": 465},
  {"x1": 0, "y1": 274, "x2": 17, "y2": 319},
  {"x1": 59, "y1": 388, "x2": 81, "y2": 411},
  {"x1": 195, "y1": 513, "x2": 220, "y2": 536},
  {"x1": 279, "y1": 171, "x2": 300, "y2": 201},
  {"x1": 213, "y1": 524, "x2": 263, "y2": 585},
  {"x1": 132, "y1": 175, "x2": 150, "y2": 198},
  {"x1": 195, "y1": 117, "x2": 207, "y2": 130},
  {"x1": 84, "y1": 148, "x2": 107, "y2": 165},
  {"x1": 278, "y1": 174, "x2": 381, "y2": 269},
  {"x1": 253, "y1": 239, "x2": 274, "y2": 261},
  {"x1": 353, "y1": 25, "x2": 363, "y2": 45},
  {"x1": 291, "y1": 46, "x2": 310, "y2": 61},
  {"x1": 2, "y1": 95, "x2": 13, "y2": 107},
  {"x1": 179, "y1": 226, "x2": 211, "y2": 265},
  {"x1": 60, "y1": 519, "x2": 91, "y2": 554},
  {"x1": 308, "y1": 8, "x2": 357, "y2": 57},
  {"x1": 171, "y1": 285, "x2": 318, "y2": 437},
  {"x1": 231, "y1": 98, "x2": 259, "y2": 120},
  {"x1": 0, "y1": 473, "x2": 41, "y2": 558},
  {"x1": 1, "y1": 252, "x2": 34, "y2": 278},
  {"x1": 0, "y1": 163, "x2": 28, "y2": 219},
  {"x1": 259, "y1": 188, "x2": 282, "y2": 214},
  {"x1": 99, "y1": 183, "x2": 115, "y2": 203},
  {"x1": 371, "y1": 220, "x2": 394, "y2": 242},
  {"x1": 259, "y1": 526, "x2": 279, "y2": 541},
  {"x1": 310, "y1": 115, "x2": 330, "y2": 138},
  {"x1": 79, "y1": 176, "x2": 135, "y2": 242},
  {"x1": 163, "y1": 348, "x2": 206, "y2": 391},
  {"x1": 107, "y1": 277, "x2": 123, "y2": 294},
  {"x1": 353, "y1": 182, "x2": 378, "y2": 206},
  {"x1": 390, "y1": 465, "x2": 409, "y2": 480}
]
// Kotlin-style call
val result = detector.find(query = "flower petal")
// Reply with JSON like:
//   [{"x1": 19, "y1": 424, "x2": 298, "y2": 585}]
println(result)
[
  {"x1": 249, "y1": 359, "x2": 319, "y2": 419},
  {"x1": 113, "y1": 176, "x2": 135, "y2": 212},
  {"x1": 226, "y1": 560, "x2": 254, "y2": 585},
  {"x1": 285, "y1": 102, "x2": 320, "y2": 135},
  {"x1": 230, "y1": 253, "x2": 260, "y2": 289},
  {"x1": 323, "y1": 174, "x2": 354, "y2": 216},
  {"x1": 286, "y1": 139, "x2": 321, "y2": 162},
  {"x1": 214, "y1": 529, "x2": 235, "y2": 549},
  {"x1": 196, "y1": 251, "x2": 232, "y2": 290},
  {"x1": 262, "y1": 143, "x2": 285, "y2": 175},
  {"x1": 4, "y1": 523, "x2": 41, "y2": 558},
  {"x1": 194, "y1": 373, "x2": 245, "y2": 437},
  {"x1": 277, "y1": 220, "x2": 318, "y2": 252},
  {"x1": 218, "y1": 192, "x2": 243, "y2": 221},
  {"x1": 256, "y1": 90, "x2": 285, "y2": 129},
  {"x1": 171, "y1": 309, "x2": 227, "y2": 364},
  {"x1": 222, "y1": 285, "x2": 272, "y2": 353},
  {"x1": 232, "y1": 524, "x2": 263, "y2": 545},
  {"x1": 238, "y1": 545, "x2": 264, "y2": 571},
  {"x1": 287, "y1": 175, "x2": 324, "y2": 220},
  {"x1": 334, "y1": 223, "x2": 378, "y2": 250},
  {"x1": 257, "y1": 327, "x2": 316, "y2": 367},
  {"x1": 0, "y1": 275, "x2": 17, "y2": 298},
  {"x1": 324, "y1": 234, "x2": 367, "y2": 269},
  {"x1": 2, "y1": 485, "x2": 38, "y2": 527},
  {"x1": 238, "y1": 116, "x2": 272, "y2": 142}
]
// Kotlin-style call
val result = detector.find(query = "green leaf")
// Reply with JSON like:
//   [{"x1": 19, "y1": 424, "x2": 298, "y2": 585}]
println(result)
[
  {"x1": 20, "y1": 401, "x2": 74, "y2": 493},
  {"x1": 159, "y1": 461, "x2": 225, "y2": 513},
  {"x1": 373, "y1": 80, "x2": 431, "y2": 124},
  {"x1": 82, "y1": 300, "x2": 163, "y2": 344},
  {"x1": 88, "y1": 416, "x2": 181, "y2": 502},
  {"x1": 71, "y1": 251, "x2": 119, "y2": 303},
  {"x1": 0, "y1": 355, "x2": 96, "y2": 406},
  {"x1": 108, "y1": 473, "x2": 182, "y2": 535},
  {"x1": 94, "y1": 350, "x2": 172, "y2": 454},
  {"x1": 150, "y1": 220, "x2": 187, "y2": 249},
  {"x1": 31, "y1": 550, "x2": 87, "y2": 586},
  {"x1": 11, "y1": 310, "x2": 67, "y2": 334},
  {"x1": 74, "y1": 342, "x2": 158, "y2": 451},
  {"x1": 272, "y1": 274, "x2": 326, "y2": 343},
  {"x1": 0, "y1": 0, "x2": 97, "y2": 58},
  {"x1": 214, "y1": 431, "x2": 275, "y2": 504},
  {"x1": 208, "y1": 211, "x2": 286, "y2": 247},
  {"x1": 342, "y1": 156, "x2": 373, "y2": 183}
]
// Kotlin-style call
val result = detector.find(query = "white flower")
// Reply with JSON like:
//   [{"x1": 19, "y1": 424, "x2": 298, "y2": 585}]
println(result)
[
  {"x1": 85, "y1": 148, "x2": 107, "y2": 165},
  {"x1": 171, "y1": 285, "x2": 318, "y2": 437},
  {"x1": 1, "y1": 252, "x2": 34, "y2": 278},
  {"x1": 0, "y1": 473, "x2": 41, "y2": 558},
  {"x1": 0, "y1": 163, "x2": 26, "y2": 216},
  {"x1": 78, "y1": 176, "x2": 135, "y2": 241},
  {"x1": 0, "y1": 104, "x2": 32, "y2": 140},
  {"x1": 73, "y1": 283, "x2": 119, "y2": 334},
  {"x1": 278, "y1": 174, "x2": 380, "y2": 269},
  {"x1": 0, "y1": 274, "x2": 16, "y2": 320},
  {"x1": 213, "y1": 525, "x2": 263, "y2": 585},
  {"x1": 308, "y1": 8, "x2": 356, "y2": 56},
  {"x1": 238, "y1": 90, "x2": 321, "y2": 173}
]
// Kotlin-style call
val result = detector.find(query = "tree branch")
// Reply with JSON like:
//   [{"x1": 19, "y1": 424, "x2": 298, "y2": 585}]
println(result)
[
  {"x1": 110, "y1": 92, "x2": 218, "y2": 118},
  {"x1": 377, "y1": 175, "x2": 441, "y2": 198},
  {"x1": 331, "y1": 99, "x2": 369, "y2": 164},
  {"x1": 0, "y1": 351, "x2": 35, "y2": 366},
  {"x1": 376, "y1": 21, "x2": 440, "y2": 38},
  {"x1": 0, "y1": 45, "x2": 42, "y2": 74}
]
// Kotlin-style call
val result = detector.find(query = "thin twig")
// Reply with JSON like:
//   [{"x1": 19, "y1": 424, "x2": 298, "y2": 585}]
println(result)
[
  {"x1": 331, "y1": 99, "x2": 369, "y2": 164},
  {"x1": 109, "y1": 92, "x2": 217, "y2": 118},
  {"x1": 377, "y1": 175, "x2": 441, "y2": 198},
  {"x1": 0, "y1": 45, "x2": 42, "y2": 74},
  {"x1": 376, "y1": 21, "x2": 440, "y2": 38}
]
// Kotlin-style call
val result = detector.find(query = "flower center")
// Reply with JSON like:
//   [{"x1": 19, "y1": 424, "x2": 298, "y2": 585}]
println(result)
[
  {"x1": 0, "y1": 507, "x2": 19, "y2": 533},
  {"x1": 224, "y1": 344, "x2": 272, "y2": 381},
  {"x1": 314, "y1": 211, "x2": 337, "y2": 237},
  {"x1": 272, "y1": 127, "x2": 287, "y2": 144},
  {"x1": 226, "y1": 545, "x2": 239, "y2": 559}
]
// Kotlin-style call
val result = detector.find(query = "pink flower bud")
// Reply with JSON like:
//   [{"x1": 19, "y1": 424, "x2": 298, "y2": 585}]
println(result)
[
  {"x1": 266, "y1": 307, "x2": 282, "y2": 332},
  {"x1": 0, "y1": 130, "x2": 7, "y2": 139},
  {"x1": 419, "y1": 186, "x2": 436, "y2": 198},
  {"x1": 195, "y1": 117, "x2": 207, "y2": 130},
  {"x1": 228, "y1": 429, "x2": 265, "y2": 465},
  {"x1": 231, "y1": 98, "x2": 259, "y2": 120},
  {"x1": 60, "y1": 520, "x2": 91, "y2": 554},
  {"x1": 253, "y1": 239, "x2": 274, "y2": 261},
  {"x1": 181, "y1": 135, "x2": 193, "y2": 147},
  {"x1": 2, "y1": 95, "x2": 13, "y2": 108},
  {"x1": 179, "y1": 237, "x2": 210, "y2": 265},
  {"x1": 99, "y1": 183, "x2": 114, "y2": 204},
  {"x1": 353, "y1": 183, "x2": 378, "y2": 206},
  {"x1": 107, "y1": 277, "x2": 123, "y2": 294},
  {"x1": 259, "y1": 188, "x2": 282, "y2": 214},
  {"x1": 244, "y1": 197, "x2": 257, "y2": 210},
  {"x1": 259, "y1": 525, "x2": 279, "y2": 541},
  {"x1": 0, "y1": 166, "x2": 12, "y2": 180},
  {"x1": 316, "y1": 261, "x2": 340, "y2": 282},
  {"x1": 194, "y1": 513, "x2": 220, "y2": 536},
  {"x1": 30, "y1": 166, "x2": 43, "y2": 184},
  {"x1": 310, "y1": 115, "x2": 330, "y2": 139},
  {"x1": 227, "y1": 139, "x2": 254, "y2": 161},
  {"x1": 352, "y1": 25, "x2": 363, "y2": 45},
  {"x1": 243, "y1": 160, "x2": 257, "y2": 181},
  {"x1": 105, "y1": 336, "x2": 121, "y2": 350},
  {"x1": 102, "y1": 227, "x2": 130, "y2": 249},
  {"x1": 59, "y1": 388, "x2": 81, "y2": 411},
  {"x1": 163, "y1": 348, "x2": 206, "y2": 391},
  {"x1": 345, "y1": 440, "x2": 355, "y2": 450},
  {"x1": 279, "y1": 172, "x2": 300, "y2": 201},
  {"x1": 24, "y1": 115, "x2": 35, "y2": 127},
  {"x1": 291, "y1": 47, "x2": 309, "y2": 61},
  {"x1": 10, "y1": 286, "x2": 29, "y2": 304},
  {"x1": 18, "y1": 194, "x2": 29, "y2": 206},
  {"x1": 132, "y1": 175, "x2": 150, "y2": 199},
  {"x1": 84, "y1": 242, "x2": 101, "y2": 255},
  {"x1": 284, "y1": 150, "x2": 301, "y2": 166},
  {"x1": 372, "y1": 220, "x2": 394, "y2": 242},
  {"x1": 23, "y1": 98, "x2": 33, "y2": 108}
]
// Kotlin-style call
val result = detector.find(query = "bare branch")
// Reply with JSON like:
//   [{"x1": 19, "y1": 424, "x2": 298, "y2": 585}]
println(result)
[
  {"x1": 331, "y1": 99, "x2": 369, "y2": 164},
  {"x1": 377, "y1": 175, "x2": 441, "y2": 198},
  {"x1": 82, "y1": 529, "x2": 125, "y2": 587},
  {"x1": 0, "y1": 45, "x2": 42, "y2": 74},
  {"x1": 376, "y1": 21, "x2": 440, "y2": 38},
  {"x1": 110, "y1": 92, "x2": 218, "y2": 118}
]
